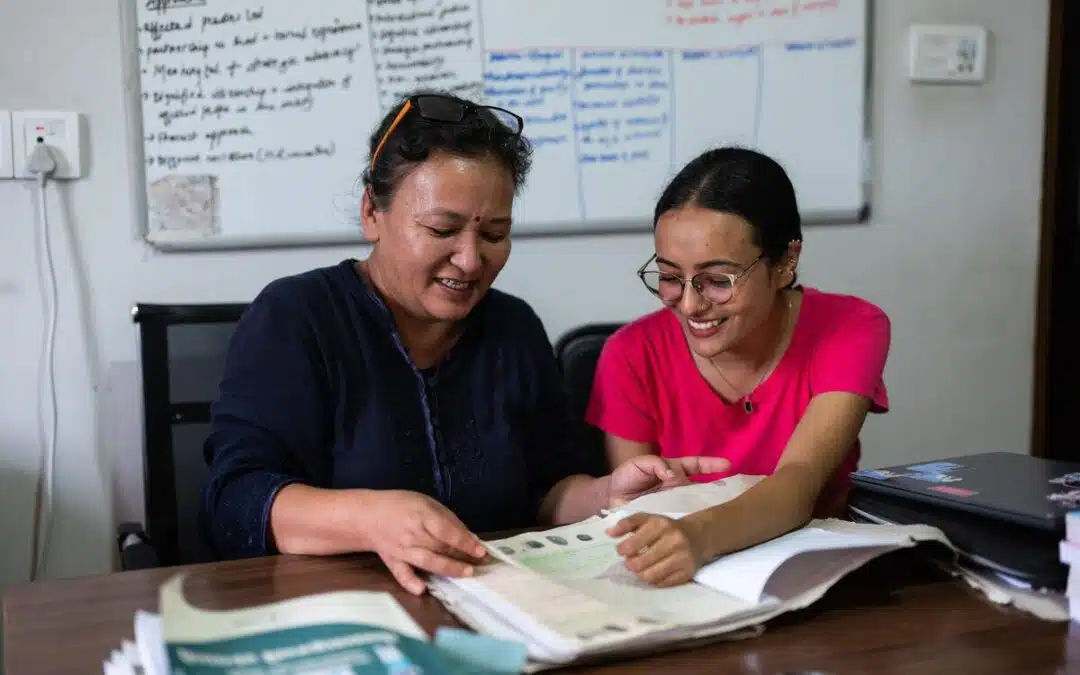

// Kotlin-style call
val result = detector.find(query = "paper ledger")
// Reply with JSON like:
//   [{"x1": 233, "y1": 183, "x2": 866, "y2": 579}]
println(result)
[{"x1": 429, "y1": 475, "x2": 951, "y2": 669}]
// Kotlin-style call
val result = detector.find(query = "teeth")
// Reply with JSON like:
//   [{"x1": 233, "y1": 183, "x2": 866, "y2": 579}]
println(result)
[
  {"x1": 438, "y1": 278, "x2": 471, "y2": 291},
  {"x1": 689, "y1": 318, "x2": 722, "y2": 330}
]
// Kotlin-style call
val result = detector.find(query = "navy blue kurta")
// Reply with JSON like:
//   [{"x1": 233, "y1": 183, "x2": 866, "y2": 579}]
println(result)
[{"x1": 201, "y1": 259, "x2": 591, "y2": 558}]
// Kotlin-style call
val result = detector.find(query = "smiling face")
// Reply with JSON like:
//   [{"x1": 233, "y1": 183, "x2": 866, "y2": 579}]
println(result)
[
  {"x1": 361, "y1": 151, "x2": 515, "y2": 324},
  {"x1": 653, "y1": 206, "x2": 793, "y2": 358}
]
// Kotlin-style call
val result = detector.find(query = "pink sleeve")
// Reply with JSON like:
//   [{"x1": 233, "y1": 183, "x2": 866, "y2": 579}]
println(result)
[
  {"x1": 809, "y1": 306, "x2": 891, "y2": 413},
  {"x1": 585, "y1": 330, "x2": 658, "y2": 443}
]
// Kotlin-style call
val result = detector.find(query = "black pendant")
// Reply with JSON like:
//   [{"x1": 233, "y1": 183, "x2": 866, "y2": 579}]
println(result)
[{"x1": 743, "y1": 399, "x2": 754, "y2": 414}]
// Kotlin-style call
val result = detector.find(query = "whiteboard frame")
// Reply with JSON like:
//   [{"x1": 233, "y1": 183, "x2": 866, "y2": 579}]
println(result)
[{"x1": 120, "y1": 0, "x2": 874, "y2": 253}]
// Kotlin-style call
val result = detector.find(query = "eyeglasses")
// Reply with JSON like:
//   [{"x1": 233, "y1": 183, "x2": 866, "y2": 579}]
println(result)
[
  {"x1": 369, "y1": 94, "x2": 524, "y2": 172},
  {"x1": 637, "y1": 254, "x2": 764, "y2": 305}
]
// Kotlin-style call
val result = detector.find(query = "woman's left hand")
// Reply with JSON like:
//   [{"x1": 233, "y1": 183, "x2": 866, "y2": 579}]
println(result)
[
  {"x1": 602, "y1": 455, "x2": 727, "y2": 587},
  {"x1": 606, "y1": 454, "x2": 730, "y2": 508},
  {"x1": 606, "y1": 513, "x2": 708, "y2": 587}
]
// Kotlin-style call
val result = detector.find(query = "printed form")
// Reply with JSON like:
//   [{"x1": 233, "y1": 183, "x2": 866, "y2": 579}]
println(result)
[{"x1": 485, "y1": 518, "x2": 763, "y2": 627}]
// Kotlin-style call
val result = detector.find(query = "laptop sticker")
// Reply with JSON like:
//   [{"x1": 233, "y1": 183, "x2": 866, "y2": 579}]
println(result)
[
  {"x1": 851, "y1": 469, "x2": 904, "y2": 480},
  {"x1": 898, "y1": 461, "x2": 967, "y2": 484},
  {"x1": 1048, "y1": 490, "x2": 1080, "y2": 508},
  {"x1": 1050, "y1": 473, "x2": 1080, "y2": 488},
  {"x1": 901, "y1": 471, "x2": 964, "y2": 484},
  {"x1": 928, "y1": 485, "x2": 977, "y2": 497},
  {"x1": 906, "y1": 461, "x2": 965, "y2": 474}
]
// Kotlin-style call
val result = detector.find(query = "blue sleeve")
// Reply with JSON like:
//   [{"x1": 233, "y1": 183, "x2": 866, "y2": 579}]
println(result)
[
  {"x1": 517, "y1": 307, "x2": 599, "y2": 518},
  {"x1": 201, "y1": 279, "x2": 332, "y2": 559}
]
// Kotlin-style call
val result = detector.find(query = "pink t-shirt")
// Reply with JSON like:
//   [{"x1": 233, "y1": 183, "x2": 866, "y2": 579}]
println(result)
[{"x1": 586, "y1": 287, "x2": 890, "y2": 510}]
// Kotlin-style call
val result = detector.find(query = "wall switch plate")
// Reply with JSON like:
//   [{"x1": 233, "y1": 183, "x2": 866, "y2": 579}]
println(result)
[
  {"x1": 0, "y1": 111, "x2": 13, "y2": 179},
  {"x1": 908, "y1": 24, "x2": 988, "y2": 84},
  {"x1": 12, "y1": 110, "x2": 84, "y2": 179}
]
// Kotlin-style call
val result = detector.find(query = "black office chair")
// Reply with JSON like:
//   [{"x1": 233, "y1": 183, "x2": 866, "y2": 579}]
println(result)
[
  {"x1": 553, "y1": 323, "x2": 624, "y2": 478},
  {"x1": 117, "y1": 303, "x2": 249, "y2": 570}
]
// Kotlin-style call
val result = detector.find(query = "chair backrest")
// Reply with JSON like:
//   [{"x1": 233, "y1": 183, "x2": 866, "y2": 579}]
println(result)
[
  {"x1": 553, "y1": 323, "x2": 624, "y2": 477},
  {"x1": 133, "y1": 302, "x2": 249, "y2": 567}
]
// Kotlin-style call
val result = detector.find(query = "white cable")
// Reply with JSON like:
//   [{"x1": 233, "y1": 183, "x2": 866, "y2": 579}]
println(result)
[{"x1": 27, "y1": 143, "x2": 58, "y2": 581}]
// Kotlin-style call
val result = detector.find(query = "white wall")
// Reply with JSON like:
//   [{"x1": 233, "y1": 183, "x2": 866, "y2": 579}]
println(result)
[{"x1": 0, "y1": 0, "x2": 1051, "y2": 587}]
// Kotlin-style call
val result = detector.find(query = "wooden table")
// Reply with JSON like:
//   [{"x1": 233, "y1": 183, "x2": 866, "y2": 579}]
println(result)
[{"x1": 3, "y1": 549, "x2": 1076, "y2": 674}]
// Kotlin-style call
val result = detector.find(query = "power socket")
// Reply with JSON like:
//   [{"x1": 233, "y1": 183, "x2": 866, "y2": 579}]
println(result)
[
  {"x1": 0, "y1": 110, "x2": 13, "y2": 179},
  {"x1": 12, "y1": 111, "x2": 84, "y2": 179}
]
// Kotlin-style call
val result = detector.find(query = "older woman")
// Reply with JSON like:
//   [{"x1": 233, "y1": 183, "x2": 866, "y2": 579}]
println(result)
[
  {"x1": 590, "y1": 147, "x2": 891, "y2": 588},
  {"x1": 201, "y1": 91, "x2": 724, "y2": 594}
]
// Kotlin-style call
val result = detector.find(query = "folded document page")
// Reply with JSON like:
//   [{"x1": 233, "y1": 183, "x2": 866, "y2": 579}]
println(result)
[{"x1": 430, "y1": 476, "x2": 951, "y2": 668}]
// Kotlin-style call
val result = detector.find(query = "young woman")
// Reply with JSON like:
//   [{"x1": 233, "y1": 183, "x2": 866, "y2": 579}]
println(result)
[
  {"x1": 201, "y1": 92, "x2": 724, "y2": 595},
  {"x1": 588, "y1": 147, "x2": 891, "y2": 588}
]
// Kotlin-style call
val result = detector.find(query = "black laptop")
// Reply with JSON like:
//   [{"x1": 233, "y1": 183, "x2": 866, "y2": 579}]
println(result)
[{"x1": 848, "y1": 452, "x2": 1080, "y2": 590}]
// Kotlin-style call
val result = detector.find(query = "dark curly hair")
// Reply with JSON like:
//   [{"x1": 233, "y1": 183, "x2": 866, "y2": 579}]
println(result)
[{"x1": 361, "y1": 90, "x2": 533, "y2": 210}]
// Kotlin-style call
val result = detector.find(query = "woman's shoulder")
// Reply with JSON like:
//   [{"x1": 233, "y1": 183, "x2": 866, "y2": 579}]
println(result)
[
  {"x1": 239, "y1": 260, "x2": 376, "y2": 348},
  {"x1": 254, "y1": 259, "x2": 362, "y2": 309},
  {"x1": 480, "y1": 287, "x2": 544, "y2": 324},
  {"x1": 801, "y1": 287, "x2": 889, "y2": 326},
  {"x1": 797, "y1": 287, "x2": 891, "y2": 351},
  {"x1": 599, "y1": 308, "x2": 678, "y2": 364}
]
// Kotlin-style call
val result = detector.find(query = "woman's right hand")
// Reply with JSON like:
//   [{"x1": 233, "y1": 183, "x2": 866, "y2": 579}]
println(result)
[{"x1": 366, "y1": 490, "x2": 489, "y2": 595}]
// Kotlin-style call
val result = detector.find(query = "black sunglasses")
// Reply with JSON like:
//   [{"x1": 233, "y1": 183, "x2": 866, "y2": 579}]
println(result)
[{"x1": 370, "y1": 94, "x2": 524, "y2": 171}]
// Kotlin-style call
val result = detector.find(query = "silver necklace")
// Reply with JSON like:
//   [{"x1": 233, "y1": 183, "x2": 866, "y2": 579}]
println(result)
[{"x1": 708, "y1": 297, "x2": 793, "y2": 414}]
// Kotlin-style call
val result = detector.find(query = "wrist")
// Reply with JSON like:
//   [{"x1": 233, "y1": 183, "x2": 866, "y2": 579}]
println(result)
[
  {"x1": 345, "y1": 488, "x2": 384, "y2": 551},
  {"x1": 682, "y1": 510, "x2": 718, "y2": 562},
  {"x1": 596, "y1": 474, "x2": 614, "y2": 511}
]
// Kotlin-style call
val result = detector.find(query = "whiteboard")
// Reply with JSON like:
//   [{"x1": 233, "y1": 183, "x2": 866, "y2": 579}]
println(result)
[{"x1": 127, "y1": 0, "x2": 870, "y2": 251}]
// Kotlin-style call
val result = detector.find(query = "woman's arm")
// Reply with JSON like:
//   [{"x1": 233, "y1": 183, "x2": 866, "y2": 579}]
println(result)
[
  {"x1": 606, "y1": 434, "x2": 654, "y2": 469},
  {"x1": 268, "y1": 485, "x2": 381, "y2": 555},
  {"x1": 202, "y1": 280, "x2": 332, "y2": 559},
  {"x1": 681, "y1": 392, "x2": 872, "y2": 559}
]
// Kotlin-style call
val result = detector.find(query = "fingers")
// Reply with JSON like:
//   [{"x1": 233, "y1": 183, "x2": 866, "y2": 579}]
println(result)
[
  {"x1": 673, "y1": 456, "x2": 731, "y2": 477},
  {"x1": 402, "y1": 545, "x2": 478, "y2": 579},
  {"x1": 622, "y1": 528, "x2": 677, "y2": 573},
  {"x1": 614, "y1": 516, "x2": 667, "y2": 558},
  {"x1": 605, "y1": 512, "x2": 649, "y2": 538},
  {"x1": 652, "y1": 566, "x2": 695, "y2": 588},
  {"x1": 423, "y1": 511, "x2": 487, "y2": 561},
  {"x1": 385, "y1": 557, "x2": 426, "y2": 596},
  {"x1": 629, "y1": 455, "x2": 678, "y2": 482},
  {"x1": 608, "y1": 515, "x2": 698, "y2": 587},
  {"x1": 629, "y1": 455, "x2": 711, "y2": 489},
  {"x1": 664, "y1": 458, "x2": 689, "y2": 485},
  {"x1": 634, "y1": 552, "x2": 690, "y2": 585}
]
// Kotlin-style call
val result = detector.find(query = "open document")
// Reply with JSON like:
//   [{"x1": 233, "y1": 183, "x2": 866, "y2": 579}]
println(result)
[{"x1": 429, "y1": 475, "x2": 952, "y2": 669}]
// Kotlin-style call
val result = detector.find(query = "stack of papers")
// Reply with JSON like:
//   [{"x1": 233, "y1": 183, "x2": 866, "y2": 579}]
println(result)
[
  {"x1": 1060, "y1": 511, "x2": 1080, "y2": 621},
  {"x1": 429, "y1": 476, "x2": 952, "y2": 669},
  {"x1": 103, "y1": 574, "x2": 528, "y2": 674}
]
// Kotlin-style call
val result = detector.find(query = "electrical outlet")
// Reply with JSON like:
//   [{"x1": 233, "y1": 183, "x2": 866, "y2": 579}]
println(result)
[
  {"x1": 908, "y1": 24, "x2": 988, "y2": 84},
  {"x1": 12, "y1": 111, "x2": 84, "y2": 179},
  {"x1": 0, "y1": 110, "x2": 13, "y2": 179}
]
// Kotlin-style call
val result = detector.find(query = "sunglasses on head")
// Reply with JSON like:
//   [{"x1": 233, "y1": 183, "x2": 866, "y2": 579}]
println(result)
[{"x1": 369, "y1": 94, "x2": 524, "y2": 172}]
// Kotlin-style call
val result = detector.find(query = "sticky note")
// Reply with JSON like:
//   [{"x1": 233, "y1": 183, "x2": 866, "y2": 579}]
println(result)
[{"x1": 434, "y1": 627, "x2": 527, "y2": 674}]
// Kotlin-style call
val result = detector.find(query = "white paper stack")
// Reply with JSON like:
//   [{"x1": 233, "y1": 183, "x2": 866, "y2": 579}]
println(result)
[
  {"x1": 103, "y1": 612, "x2": 166, "y2": 675},
  {"x1": 1059, "y1": 511, "x2": 1080, "y2": 621}
]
